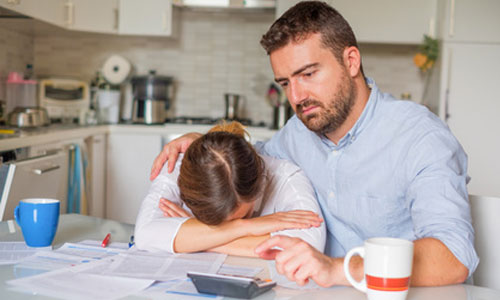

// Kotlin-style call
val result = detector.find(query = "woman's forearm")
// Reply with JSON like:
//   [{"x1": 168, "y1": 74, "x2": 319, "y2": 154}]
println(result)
[
  {"x1": 173, "y1": 218, "x2": 250, "y2": 252},
  {"x1": 208, "y1": 235, "x2": 270, "y2": 257}
]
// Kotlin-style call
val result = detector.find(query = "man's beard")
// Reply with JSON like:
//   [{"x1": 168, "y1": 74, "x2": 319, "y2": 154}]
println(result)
[{"x1": 296, "y1": 72, "x2": 356, "y2": 136}]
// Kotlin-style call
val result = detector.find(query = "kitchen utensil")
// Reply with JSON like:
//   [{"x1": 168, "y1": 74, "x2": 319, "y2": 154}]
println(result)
[
  {"x1": 224, "y1": 93, "x2": 244, "y2": 120},
  {"x1": 131, "y1": 71, "x2": 173, "y2": 124},
  {"x1": 267, "y1": 83, "x2": 294, "y2": 129},
  {"x1": 39, "y1": 78, "x2": 89, "y2": 124},
  {"x1": 97, "y1": 89, "x2": 120, "y2": 124},
  {"x1": 6, "y1": 72, "x2": 38, "y2": 116},
  {"x1": 7, "y1": 107, "x2": 50, "y2": 128}
]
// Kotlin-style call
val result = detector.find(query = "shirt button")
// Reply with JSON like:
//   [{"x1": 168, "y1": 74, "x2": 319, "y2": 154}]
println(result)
[
  {"x1": 331, "y1": 150, "x2": 339, "y2": 156},
  {"x1": 329, "y1": 191, "x2": 335, "y2": 198}
]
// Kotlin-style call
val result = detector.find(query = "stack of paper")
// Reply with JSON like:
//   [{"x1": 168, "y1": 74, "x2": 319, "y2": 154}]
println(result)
[{"x1": 7, "y1": 240, "x2": 230, "y2": 300}]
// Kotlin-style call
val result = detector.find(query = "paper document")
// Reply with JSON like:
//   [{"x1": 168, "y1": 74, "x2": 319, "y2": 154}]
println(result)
[
  {"x1": 7, "y1": 260, "x2": 154, "y2": 300},
  {"x1": 78, "y1": 239, "x2": 130, "y2": 250},
  {"x1": 16, "y1": 250, "x2": 100, "y2": 271},
  {"x1": 55, "y1": 242, "x2": 126, "y2": 259},
  {"x1": 83, "y1": 251, "x2": 226, "y2": 282},
  {"x1": 0, "y1": 242, "x2": 51, "y2": 265},
  {"x1": 138, "y1": 279, "x2": 222, "y2": 299}
]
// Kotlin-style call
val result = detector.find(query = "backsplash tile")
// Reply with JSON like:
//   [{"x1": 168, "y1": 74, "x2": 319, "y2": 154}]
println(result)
[{"x1": 1, "y1": 9, "x2": 429, "y2": 124}]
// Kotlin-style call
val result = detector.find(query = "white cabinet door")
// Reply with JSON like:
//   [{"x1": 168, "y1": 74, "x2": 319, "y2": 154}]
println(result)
[
  {"x1": 87, "y1": 134, "x2": 107, "y2": 218},
  {"x1": 106, "y1": 133, "x2": 162, "y2": 224},
  {"x1": 441, "y1": 43, "x2": 500, "y2": 197},
  {"x1": 68, "y1": 0, "x2": 118, "y2": 34},
  {"x1": 118, "y1": 0, "x2": 173, "y2": 36},
  {"x1": 0, "y1": 0, "x2": 67, "y2": 27},
  {"x1": 441, "y1": 0, "x2": 500, "y2": 43},
  {"x1": 276, "y1": 0, "x2": 437, "y2": 44}
]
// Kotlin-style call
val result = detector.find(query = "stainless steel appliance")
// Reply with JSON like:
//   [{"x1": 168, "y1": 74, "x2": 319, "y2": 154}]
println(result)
[
  {"x1": 131, "y1": 71, "x2": 173, "y2": 124},
  {"x1": 224, "y1": 93, "x2": 244, "y2": 120},
  {"x1": 7, "y1": 107, "x2": 50, "y2": 128}
]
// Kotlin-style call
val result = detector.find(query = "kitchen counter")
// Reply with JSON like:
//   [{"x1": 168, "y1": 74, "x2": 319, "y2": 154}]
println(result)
[{"x1": 0, "y1": 123, "x2": 278, "y2": 152}]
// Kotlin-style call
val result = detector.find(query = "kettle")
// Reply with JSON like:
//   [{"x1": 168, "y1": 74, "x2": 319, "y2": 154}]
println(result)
[{"x1": 131, "y1": 71, "x2": 173, "y2": 124}]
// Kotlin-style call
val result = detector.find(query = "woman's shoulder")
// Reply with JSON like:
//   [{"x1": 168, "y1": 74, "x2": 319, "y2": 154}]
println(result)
[{"x1": 260, "y1": 155, "x2": 302, "y2": 177}]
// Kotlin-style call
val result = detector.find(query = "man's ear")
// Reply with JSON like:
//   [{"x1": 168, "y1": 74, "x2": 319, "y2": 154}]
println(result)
[{"x1": 343, "y1": 46, "x2": 362, "y2": 78}]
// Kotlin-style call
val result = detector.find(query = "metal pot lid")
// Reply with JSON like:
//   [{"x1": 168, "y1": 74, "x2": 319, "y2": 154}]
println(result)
[{"x1": 131, "y1": 70, "x2": 173, "y2": 85}]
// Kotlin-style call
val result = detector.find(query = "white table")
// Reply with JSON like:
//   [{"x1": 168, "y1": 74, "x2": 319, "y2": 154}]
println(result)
[{"x1": 1, "y1": 214, "x2": 499, "y2": 300}]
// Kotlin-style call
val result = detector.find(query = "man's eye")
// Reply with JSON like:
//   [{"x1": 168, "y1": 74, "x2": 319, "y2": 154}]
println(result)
[
  {"x1": 280, "y1": 82, "x2": 288, "y2": 87},
  {"x1": 304, "y1": 72, "x2": 314, "y2": 77}
]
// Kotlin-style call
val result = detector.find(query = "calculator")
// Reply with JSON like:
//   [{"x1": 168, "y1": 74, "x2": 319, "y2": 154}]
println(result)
[{"x1": 187, "y1": 271, "x2": 276, "y2": 299}]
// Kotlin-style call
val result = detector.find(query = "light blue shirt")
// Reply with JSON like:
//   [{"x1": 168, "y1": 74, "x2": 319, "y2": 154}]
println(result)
[{"x1": 256, "y1": 78, "x2": 479, "y2": 276}]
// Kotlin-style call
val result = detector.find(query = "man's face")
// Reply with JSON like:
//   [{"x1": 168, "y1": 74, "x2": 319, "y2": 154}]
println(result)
[
  {"x1": 270, "y1": 33, "x2": 356, "y2": 135},
  {"x1": 226, "y1": 201, "x2": 255, "y2": 221}
]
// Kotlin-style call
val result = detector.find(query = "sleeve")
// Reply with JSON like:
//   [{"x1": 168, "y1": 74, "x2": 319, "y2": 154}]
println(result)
[
  {"x1": 134, "y1": 159, "x2": 190, "y2": 253},
  {"x1": 267, "y1": 163, "x2": 326, "y2": 252},
  {"x1": 406, "y1": 129, "x2": 479, "y2": 277}
]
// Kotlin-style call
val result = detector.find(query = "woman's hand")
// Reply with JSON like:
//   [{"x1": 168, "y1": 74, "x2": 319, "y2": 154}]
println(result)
[
  {"x1": 159, "y1": 198, "x2": 192, "y2": 217},
  {"x1": 150, "y1": 132, "x2": 202, "y2": 180},
  {"x1": 243, "y1": 210, "x2": 323, "y2": 236}
]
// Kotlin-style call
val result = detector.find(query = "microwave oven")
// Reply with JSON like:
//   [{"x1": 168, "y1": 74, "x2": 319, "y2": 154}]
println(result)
[{"x1": 39, "y1": 78, "x2": 89, "y2": 124}]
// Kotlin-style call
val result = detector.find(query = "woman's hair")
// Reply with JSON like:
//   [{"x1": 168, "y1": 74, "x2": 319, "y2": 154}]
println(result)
[{"x1": 177, "y1": 121, "x2": 266, "y2": 225}]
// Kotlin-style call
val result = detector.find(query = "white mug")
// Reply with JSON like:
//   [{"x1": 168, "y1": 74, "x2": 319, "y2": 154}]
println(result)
[{"x1": 344, "y1": 237, "x2": 414, "y2": 300}]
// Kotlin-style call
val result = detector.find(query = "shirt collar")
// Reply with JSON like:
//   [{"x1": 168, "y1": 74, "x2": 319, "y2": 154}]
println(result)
[{"x1": 321, "y1": 77, "x2": 380, "y2": 149}]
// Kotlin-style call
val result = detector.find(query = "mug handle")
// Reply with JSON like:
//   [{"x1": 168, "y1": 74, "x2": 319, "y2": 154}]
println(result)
[
  {"x1": 344, "y1": 246, "x2": 367, "y2": 293},
  {"x1": 14, "y1": 205, "x2": 20, "y2": 226}
]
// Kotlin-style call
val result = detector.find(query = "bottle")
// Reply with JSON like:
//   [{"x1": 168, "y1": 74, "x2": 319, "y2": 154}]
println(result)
[{"x1": 23, "y1": 64, "x2": 34, "y2": 80}]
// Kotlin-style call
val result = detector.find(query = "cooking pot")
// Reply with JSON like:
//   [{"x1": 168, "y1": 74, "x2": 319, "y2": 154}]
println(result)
[
  {"x1": 131, "y1": 71, "x2": 173, "y2": 124},
  {"x1": 7, "y1": 107, "x2": 50, "y2": 128}
]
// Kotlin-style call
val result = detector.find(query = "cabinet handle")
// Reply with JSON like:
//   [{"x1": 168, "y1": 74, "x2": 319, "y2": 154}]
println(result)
[
  {"x1": 449, "y1": 0, "x2": 455, "y2": 37},
  {"x1": 162, "y1": 10, "x2": 168, "y2": 31},
  {"x1": 65, "y1": 1, "x2": 74, "y2": 26},
  {"x1": 33, "y1": 165, "x2": 60, "y2": 175},
  {"x1": 114, "y1": 8, "x2": 119, "y2": 30}
]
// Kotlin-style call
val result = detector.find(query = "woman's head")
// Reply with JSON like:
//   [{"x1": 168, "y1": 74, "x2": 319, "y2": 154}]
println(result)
[{"x1": 177, "y1": 122, "x2": 266, "y2": 225}]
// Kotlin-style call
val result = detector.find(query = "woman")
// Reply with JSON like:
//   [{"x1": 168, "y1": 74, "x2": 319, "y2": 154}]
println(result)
[{"x1": 135, "y1": 122, "x2": 325, "y2": 257}]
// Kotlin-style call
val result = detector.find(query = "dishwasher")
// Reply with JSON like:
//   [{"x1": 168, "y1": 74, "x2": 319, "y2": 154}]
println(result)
[{"x1": 0, "y1": 148, "x2": 68, "y2": 221}]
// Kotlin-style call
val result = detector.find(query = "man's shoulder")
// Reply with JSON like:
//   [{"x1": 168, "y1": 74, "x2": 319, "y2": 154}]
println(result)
[{"x1": 378, "y1": 97, "x2": 447, "y2": 133}]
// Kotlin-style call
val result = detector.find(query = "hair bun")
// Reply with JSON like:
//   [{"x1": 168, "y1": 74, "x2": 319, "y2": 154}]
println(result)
[{"x1": 209, "y1": 121, "x2": 249, "y2": 139}]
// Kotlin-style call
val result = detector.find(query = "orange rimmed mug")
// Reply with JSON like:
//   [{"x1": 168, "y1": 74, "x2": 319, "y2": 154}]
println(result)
[{"x1": 344, "y1": 237, "x2": 414, "y2": 300}]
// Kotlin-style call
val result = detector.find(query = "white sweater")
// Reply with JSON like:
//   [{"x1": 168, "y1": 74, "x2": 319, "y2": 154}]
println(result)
[{"x1": 134, "y1": 155, "x2": 326, "y2": 253}]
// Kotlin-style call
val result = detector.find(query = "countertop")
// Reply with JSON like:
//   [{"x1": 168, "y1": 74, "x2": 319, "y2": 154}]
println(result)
[{"x1": 0, "y1": 123, "x2": 278, "y2": 152}]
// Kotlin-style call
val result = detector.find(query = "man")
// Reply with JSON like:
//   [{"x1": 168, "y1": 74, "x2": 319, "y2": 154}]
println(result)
[{"x1": 150, "y1": 1, "x2": 478, "y2": 288}]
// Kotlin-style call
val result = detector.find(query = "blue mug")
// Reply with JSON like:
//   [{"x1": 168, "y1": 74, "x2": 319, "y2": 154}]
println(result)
[{"x1": 14, "y1": 198, "x2": 60, "y2": 247}]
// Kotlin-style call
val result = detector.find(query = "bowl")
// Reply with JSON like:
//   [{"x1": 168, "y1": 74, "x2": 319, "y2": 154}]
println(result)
[{"x1": 7, "y1": 107, "x2": 50, "y2": 128}]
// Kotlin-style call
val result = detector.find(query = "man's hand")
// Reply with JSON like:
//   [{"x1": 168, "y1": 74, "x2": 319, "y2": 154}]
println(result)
[
  {"x1": 255, "y1": 235, "x2": 351, "y2": 287},
  {"x1": 150, "y1": 132, "x2": 202, "y2": 180},
  {"x1": 244, "y1": 211, "x2": 323, "y2": 236},
  {"x1": 159, "y1": 198, "x2": 192, "y2": 218}
]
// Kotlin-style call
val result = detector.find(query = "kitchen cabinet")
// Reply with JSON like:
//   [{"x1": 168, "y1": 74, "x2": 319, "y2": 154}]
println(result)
[
  {"x1": 434, "y1": 43, "x2": 500, "y2": 197},
  {"x1": 276, "y1": 0, "x2": 437, "y2": 44},
  {"x1": 0, "y1": 0, "x2": 176, "y2": 37},
  {"x1": 67, "y1": 0, "x2": 118, "y2": 34},
  {"x1": 86, "y1": 133, "x2": 107, "y2": 218},
  {"x1": 118, "y1": 0, "x2": 174, "y2": 36},
  {"x1": 0, "y1": 0, "x2": 67, "y2": 28},
  {"x1": 106, "y1": 132, "x2": 162, "y2": 224},
  {"x1": 430, "y1": 0, "x2": 500, "y2": 197},
  {"x1": 438, "y1": 0, "x2": 500, "y2": 43}
]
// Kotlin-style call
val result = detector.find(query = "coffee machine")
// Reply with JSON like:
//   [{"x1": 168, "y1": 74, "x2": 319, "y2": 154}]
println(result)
[{"x1": 131, "y1": 71, "x2": 173, "y2": 124}]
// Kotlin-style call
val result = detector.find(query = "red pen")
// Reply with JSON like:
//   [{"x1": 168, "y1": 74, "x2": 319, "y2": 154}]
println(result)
[{"x1": 101, "y1": 233, "x2": 111, "y2": 248}]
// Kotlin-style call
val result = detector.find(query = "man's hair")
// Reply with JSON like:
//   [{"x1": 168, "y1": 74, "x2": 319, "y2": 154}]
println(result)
[
  {"x1": 177, "y1": 122, "x2": 266, "y2": 225},
  {"x1": 260, "y1": 1, "x2": 361, "y2": 70}
]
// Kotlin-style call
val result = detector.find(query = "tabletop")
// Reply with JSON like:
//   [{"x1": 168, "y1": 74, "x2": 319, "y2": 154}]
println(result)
[{"x1": 1, "y1": 214, "x2": 500, "y2": 300}]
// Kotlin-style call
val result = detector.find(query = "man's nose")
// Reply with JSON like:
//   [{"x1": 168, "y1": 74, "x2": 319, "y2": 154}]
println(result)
[{"x1": 288, "y1": 82, "x2": 308, "y2": 107}]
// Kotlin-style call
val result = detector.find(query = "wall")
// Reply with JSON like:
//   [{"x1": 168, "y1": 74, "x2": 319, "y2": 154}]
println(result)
[
  {"x1": 1, "y1": 9, "x2": 431, "y2": 124},
  {"x1": 0, "y1": 19, "x2": 34, "y2": 101}
]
